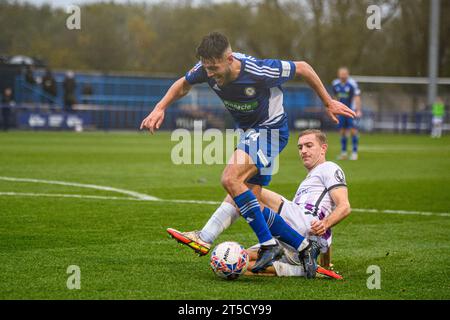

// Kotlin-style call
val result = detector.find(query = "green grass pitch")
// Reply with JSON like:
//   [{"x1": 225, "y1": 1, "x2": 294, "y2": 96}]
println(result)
[{"x1": 0, "y1": 131, "x2": 449, "y2": 299}]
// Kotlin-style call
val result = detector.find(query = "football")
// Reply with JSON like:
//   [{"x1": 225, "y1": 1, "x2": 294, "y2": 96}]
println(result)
[{"x1": 210, "y1": 242, "x2": 249, "y2": 280}]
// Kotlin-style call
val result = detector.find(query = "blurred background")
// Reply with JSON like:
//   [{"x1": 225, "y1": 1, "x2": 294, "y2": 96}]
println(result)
[{"x1": 0, "y1": 0, "x2": 448, "y2": 133}]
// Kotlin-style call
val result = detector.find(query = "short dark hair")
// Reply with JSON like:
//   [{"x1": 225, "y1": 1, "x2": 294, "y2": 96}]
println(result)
[
  {"x1": 299, "y1": 129, "x2": 328, "y2": 145},
  {"x1": 196, "y1": 32, "x2": 230, "y2": 61}
]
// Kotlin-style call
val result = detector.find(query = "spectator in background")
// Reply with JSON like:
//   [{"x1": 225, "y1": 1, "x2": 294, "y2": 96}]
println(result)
[
  {"x1": 332, "y1": 67, "x2": 362, "y2": 161},
  {"x1": 1, "y1": 87, "x2": 15, "y2": 131},
  {"x1": 25, "y1": 65, "x2": 36, "y2": 85},
  {"x1": 63, "y1": 70, "x2": 76, "y2": 112},
  {"x1": 431, "y1": 97, "x2": 445, "y2": 138},
  {"x1": 42, "y1": 68, "x2": 57, "y2": 107}
]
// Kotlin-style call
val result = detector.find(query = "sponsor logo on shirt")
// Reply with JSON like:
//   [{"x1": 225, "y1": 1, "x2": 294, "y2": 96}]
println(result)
[{"x1": 223, "y1": 100, "x2": 258, "y2": 112}]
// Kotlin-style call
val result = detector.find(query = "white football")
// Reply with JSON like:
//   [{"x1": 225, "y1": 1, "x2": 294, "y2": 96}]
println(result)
[{"x1": 210, "y1": 241, "x2": 249, "y2": 280}]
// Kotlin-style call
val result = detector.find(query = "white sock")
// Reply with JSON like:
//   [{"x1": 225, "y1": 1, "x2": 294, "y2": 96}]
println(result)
[
  {"x1": 199, "y1": 202, "x2": 240, "y2": 244},
  {"x1": 261, "y1": 238, "x2": 277, "y2": 246},
  {"x1": 297, "y1": 239, "x2": 310, "y2": 252}
]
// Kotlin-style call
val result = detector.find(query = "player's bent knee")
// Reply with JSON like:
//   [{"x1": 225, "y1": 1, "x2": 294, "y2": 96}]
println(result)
[{"x1": 221, "y1": 174, "x2": 237, "y2": 193}]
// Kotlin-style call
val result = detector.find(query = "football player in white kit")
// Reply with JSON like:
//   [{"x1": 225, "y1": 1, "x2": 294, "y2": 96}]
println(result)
[{"x1": 245, "y1": 129, "x2": 351, "y2": 277}]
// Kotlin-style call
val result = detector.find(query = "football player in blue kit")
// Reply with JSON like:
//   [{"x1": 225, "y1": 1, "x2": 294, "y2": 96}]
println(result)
[
  {"x1": 332, "y1": 67, "x2": 362, "y2": 160},
  {"x1": 141, "y1": 32, "x2": 355, "y2": 273}
]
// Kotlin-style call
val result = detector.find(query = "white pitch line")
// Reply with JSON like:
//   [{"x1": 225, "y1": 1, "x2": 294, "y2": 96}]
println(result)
[
  {"x1": 0, "y1": 192, "x2": 138, "y2": 201},
  {"x1": 0, "y1": 191, "x2": 449, "y2": 218},
  {"x1": 351, "y1": 208, "x2": 450, "y2": 217},
  {"x1": 0, "y1": 176, "x2": 159, "y2": 201},
  {"x1": 0, "y1": 192, "x2": 221, "y2": 205}
]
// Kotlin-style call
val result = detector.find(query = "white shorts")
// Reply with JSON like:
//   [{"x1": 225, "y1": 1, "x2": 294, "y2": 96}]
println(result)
[
  {"x1": 279, "y1": 198, "x2": 333, "y2": 248},
  {"x1": 273, "y1": 260, "x2": 305, "y2": 277},
  {"x1": 432, "y1": 117, "x2": 443, "y2": 126}
]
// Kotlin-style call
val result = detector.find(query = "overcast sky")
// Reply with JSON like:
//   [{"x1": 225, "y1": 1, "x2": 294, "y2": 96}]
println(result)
[{"x1": 18, "y1": 0, "x2": 234, "y2": 8}]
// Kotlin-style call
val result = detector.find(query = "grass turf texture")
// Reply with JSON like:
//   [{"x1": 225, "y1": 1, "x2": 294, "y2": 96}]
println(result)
[{"x1": 0, "y1": 131, "x2": 449, "y2": 300}]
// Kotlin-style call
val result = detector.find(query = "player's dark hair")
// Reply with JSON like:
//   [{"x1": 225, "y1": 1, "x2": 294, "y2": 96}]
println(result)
[
  {"x1": 299, "y1": 129, "x2": 328, "y2": 145},
  {"x1": 196, "y1": 32, "x2": 230, "y2": 61}
]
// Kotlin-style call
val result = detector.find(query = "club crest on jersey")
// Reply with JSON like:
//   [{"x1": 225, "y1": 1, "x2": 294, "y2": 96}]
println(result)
[
  {"x1": 334, "y1": 169, "x2": 345, "y2": 183},
  {"x1": 244, "y1": 87, "x2": 256, "y2": 97}
]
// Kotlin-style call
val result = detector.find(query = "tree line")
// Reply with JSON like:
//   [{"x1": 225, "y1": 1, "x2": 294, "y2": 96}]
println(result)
[{"x1": 0, "y1": 0, "x2": 449, "y2": 82}]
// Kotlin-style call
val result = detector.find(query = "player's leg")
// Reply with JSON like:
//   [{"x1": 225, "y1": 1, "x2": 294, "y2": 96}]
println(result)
[
  {"x1": 257, "y1": 190, "x2": 325, "y2": 278},
  {"x1": 199, "y1": 182, "x2": 265, "y2": 245},
  {"x1": 221, "y1": 149, "x2": 283, "y2": 273},
  {"x1": 258, "y1": 189, "x2": 310, "y2": 252},
  {"x1": 197, "y1": 195, "x2": 238, "y2": 245},
  {"x1": 229, "y1": 125, "x2": 292, "y2": 272},
  {"x1": 167, "y1": 185, "x2": 268, "y2": 256},
  {"x1": 350, "y1": 124, "x2": 359, "y2": 160},
  {"x1": 436, "y1": 117, "x2": 443, "y2": 138},
  {"x1": 431, "y1": 117, "x2": 438, "y2": 138},
  {"x1": 319, "y1": 245, "x2": 332, "y2": 268},
  {"x1": 316, "y1": 241, "x2": 342, "y2": 279},
  {"x1": 245, "y1": 248, "x2": 277, "y2": 276},
  {"x1": 200, "y1": 187, "x2": 313, "y2": 260},
  {"x1": 167, "y1": 192, "x2": 240, "y2": 256},
  {"x1": 170, "y1": 125, "x2": 289, "y2": 263},
  {"x1": 278, "y1": 200, "x2": 329, "y2": 278},
  {"x1": 247, "y1": 243, "x2": 337, "y2": 278},
  {"x1": 338, "y1": 116, "x2": 349, "y2": 160}
]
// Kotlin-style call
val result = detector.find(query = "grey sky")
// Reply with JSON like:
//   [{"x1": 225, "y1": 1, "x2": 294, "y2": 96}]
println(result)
[
  {"x1": 19, "y1": 0, "x2": 161, "y2": 7},
  {"x1": 18, "y1": 0, "x2": 234, "y2": 8}
]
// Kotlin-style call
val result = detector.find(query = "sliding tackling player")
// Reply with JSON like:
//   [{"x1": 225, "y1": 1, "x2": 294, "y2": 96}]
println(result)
[{"x1": 245, "y1": 130, "x2": 350, "y2": 277}]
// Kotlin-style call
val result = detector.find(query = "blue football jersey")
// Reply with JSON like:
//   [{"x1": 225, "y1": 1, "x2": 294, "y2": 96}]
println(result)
[
  {"x1": 332, "y1": 78, "x2": 361, "y2": 110},
  {"x1": 185, "y1": 52, "x2": 296, "y2": 129}
]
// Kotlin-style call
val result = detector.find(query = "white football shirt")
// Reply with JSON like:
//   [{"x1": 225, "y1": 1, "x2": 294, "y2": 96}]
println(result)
[{"x1": 292, "y1": 161, "x2": 347, "y2": 222}]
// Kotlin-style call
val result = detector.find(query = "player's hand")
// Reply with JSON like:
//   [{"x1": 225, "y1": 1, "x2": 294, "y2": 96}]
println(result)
[
  {"x1": 140, "y1": 107, "x2": 165, "y2": 134},
  {"x1": 356, "y1": 109, "x2": 363, "y2": 118},
  {"x1": 311, "y1": 219, "x2": 328, "y2": 236},
  {"x1": 325, "y1": 99, "x2": 356, "y2": 124}
]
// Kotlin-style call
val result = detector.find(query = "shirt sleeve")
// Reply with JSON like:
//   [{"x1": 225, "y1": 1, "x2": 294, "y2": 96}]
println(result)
[
  {"x1": 185, "y1": 61, "x2": 208, "y2": 85},
  {"x1": 349, "y1": 78, "x2": 361, "y2": 96},
  {"x1": 244, "y1": 59, "x2": 296, "y2": 88},
  {"x1": 321, "y1": 163, "x2": 347, "y2": 191}
]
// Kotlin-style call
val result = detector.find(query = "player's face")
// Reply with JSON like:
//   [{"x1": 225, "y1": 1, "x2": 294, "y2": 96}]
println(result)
[
  {"x1": 298, "y1": 134, "x2": 327, "y2": 170},
  {"x1": 202, "y1": 54, "x2": 233, "y2": 86},
  {"x1": 338, "y1": 68, "x2": 349, "y2": 83}
]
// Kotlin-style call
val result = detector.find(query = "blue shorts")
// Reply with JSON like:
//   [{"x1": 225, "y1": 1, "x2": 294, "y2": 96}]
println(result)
[
  {"x1": 337, "y1": 115, "x2": 356, "y2": 129},
  {"x1": 236, "y1": 120, "x2": 289, "y2": 186}
]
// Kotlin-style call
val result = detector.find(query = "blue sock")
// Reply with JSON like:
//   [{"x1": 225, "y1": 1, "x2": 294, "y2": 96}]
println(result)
[
  {"x1": 262, "y1": 207, "x2": 305, "y2": 250},
  {"x1": 341, "y1": 136, "x2": 348, "y2": 152},
  {"x1": 352, "y1": 135, "x2": 359, "y2": 153},
  {"x1": 234, "y1": 190, "x2": 273, "y2": 244}
]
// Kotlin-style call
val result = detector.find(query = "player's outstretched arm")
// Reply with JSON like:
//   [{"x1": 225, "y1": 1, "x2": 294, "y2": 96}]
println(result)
[
  {"x1": 294, "y1": 61, "x2": 356, "y2": 123},
  {"x1": 140, "y1": 77, "x2": 192, "y2": 134},
  {"x1": 311, "y1": 187, "x2": 351, "y2": 236}
]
